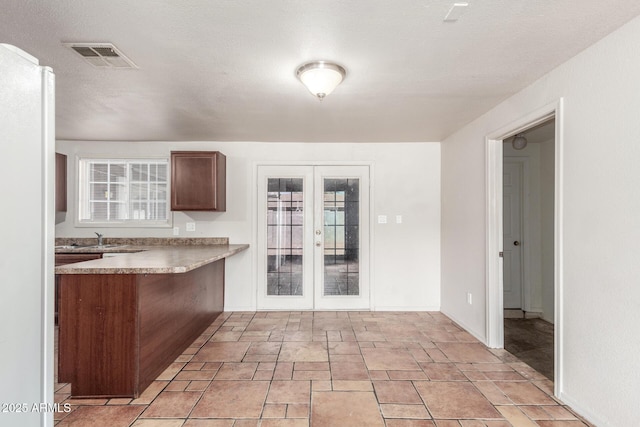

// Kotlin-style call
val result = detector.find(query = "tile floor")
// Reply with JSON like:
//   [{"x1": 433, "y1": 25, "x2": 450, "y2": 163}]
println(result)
[{"x1": 54, "y1": 311, "x2": 592, "y2": 427}]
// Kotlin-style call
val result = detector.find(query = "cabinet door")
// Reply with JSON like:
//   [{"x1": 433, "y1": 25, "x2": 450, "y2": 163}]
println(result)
[
  {"x1": 171, "y1": 151, "x2": 226, "y2": 211},
  {"x1": 55, "y1": 253, "x2": 102, "y2": 324}
]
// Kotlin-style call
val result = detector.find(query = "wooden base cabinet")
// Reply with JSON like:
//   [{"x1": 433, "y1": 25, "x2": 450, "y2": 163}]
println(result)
[
  {"x1": 58, "y1": 259, "x2": 225, "y2": 398},
  {"x1": 54, "y1": 253, "x2": 102, "y2": 325}
]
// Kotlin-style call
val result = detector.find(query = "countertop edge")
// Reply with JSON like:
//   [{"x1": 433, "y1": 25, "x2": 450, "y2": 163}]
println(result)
[{"x1": 55, "y1": 244, "x2": 249, "y2": 275}]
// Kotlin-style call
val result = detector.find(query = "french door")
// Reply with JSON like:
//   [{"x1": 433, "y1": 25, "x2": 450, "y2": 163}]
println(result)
[{"x1": 257, "y1": 165, "x2": 370, "y2": 310}]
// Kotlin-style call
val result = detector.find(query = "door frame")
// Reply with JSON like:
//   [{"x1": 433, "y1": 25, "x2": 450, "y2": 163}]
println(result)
[
  {"x1": 252, "y1": 161, "x2": 374, "y2": 311},
  {"x1": 485, "y1": 99, "x2": 564, "y2": 397}
]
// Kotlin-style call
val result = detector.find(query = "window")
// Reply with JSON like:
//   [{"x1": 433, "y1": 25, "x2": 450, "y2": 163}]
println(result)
[{"x1": 78, "y1": 158, "x2": 170, "y2": 226}]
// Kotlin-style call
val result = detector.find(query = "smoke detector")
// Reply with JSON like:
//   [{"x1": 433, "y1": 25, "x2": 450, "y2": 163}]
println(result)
[{"x1": 63, "y1": 42, "x2": 137, "y2": 68}]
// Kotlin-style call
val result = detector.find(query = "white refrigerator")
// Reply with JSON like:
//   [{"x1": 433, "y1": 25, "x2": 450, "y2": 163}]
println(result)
[{"x1": 0, "y1": 44, "x2": 55, "y2": 427}]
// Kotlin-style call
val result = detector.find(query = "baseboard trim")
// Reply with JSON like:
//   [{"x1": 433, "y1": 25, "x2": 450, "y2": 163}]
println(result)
[
  {"x1": 558, "y1": 391, "x2": 608, "y2": 427},
  {"x1": 224, "y1": 305, "x2": 257, "y2": 312},
  {"x1": 225, "y1": 305, "x2": 442, "y2": 312},
  {"x1": 504, "y1": 309, "x2": 544, "y2": 319},
  {"x1": 373, "y1": 305, "x2": 440, "y2": 311},
  {"x1": 440, "y1": 309, "x2": 488, "y2": 345}
]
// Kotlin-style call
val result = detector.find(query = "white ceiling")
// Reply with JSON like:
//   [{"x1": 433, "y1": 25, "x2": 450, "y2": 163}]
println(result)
[{"x1": 2, "y1": 1, "x2": 640, "y2": 142}]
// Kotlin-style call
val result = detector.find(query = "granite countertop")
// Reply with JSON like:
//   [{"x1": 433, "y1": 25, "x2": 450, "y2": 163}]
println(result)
[
  {"x1": 55, "y1": 237, "x2": 229, "y2": 252},
  {"x1": 54, "y1": 238, "x2": 248, "y2": 275}
]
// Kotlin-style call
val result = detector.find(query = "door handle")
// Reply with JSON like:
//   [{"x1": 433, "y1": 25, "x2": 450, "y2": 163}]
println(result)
[
  {"x1": 315, "y1": 241, "x2": 322, "y2": 247},
  {"x1": 513, "y1": 240, "x2": 520, "y2": 246}
]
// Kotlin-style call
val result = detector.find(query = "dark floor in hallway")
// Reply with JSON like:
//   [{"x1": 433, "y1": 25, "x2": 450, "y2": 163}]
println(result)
[{"x1": 504, "y1": 318, "x2": 554, "y2": 381}]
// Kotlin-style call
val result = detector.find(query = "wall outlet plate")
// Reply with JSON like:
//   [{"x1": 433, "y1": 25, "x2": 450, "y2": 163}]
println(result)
[
  {"x1": 186, "y1": 222, "x2": 196, "y2": 231},
  {"x1": 378, "y1": 215, "x2": 387, "y2": 224}
]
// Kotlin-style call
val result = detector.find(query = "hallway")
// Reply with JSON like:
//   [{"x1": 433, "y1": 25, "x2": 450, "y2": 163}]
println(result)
[
  {"x1": 504, "y1": 318, "x2": 554, "y2": 381},
  {"x1": 54, "y1": 311, "x2": 590, "y2": 426}
]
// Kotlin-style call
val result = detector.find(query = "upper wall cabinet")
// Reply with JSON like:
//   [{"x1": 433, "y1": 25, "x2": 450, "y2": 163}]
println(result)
[
  {"x1": 55, "y1": 152, "x2": 67, "y2": 213},
  {"x1": 171, "y1": 151, "x2": 226, "y2": 212}
]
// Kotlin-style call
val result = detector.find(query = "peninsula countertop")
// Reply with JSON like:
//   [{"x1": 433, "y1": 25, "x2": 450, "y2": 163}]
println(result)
[{"x1": 55, "y1": 241, "x2": 249, "y2": 275}]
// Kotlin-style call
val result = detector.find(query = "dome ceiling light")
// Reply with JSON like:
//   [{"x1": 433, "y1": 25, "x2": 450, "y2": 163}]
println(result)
[
  {"x1": 512, "y1": 133, "x2": 528, "y2": 150},
  {"x1": 296, "y1": 61, "x2": 346, "y2": 101}
]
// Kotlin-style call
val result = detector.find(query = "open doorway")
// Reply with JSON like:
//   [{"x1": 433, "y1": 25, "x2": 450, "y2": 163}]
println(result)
[
  {"x1": 485, "y1": 98, "x2": 564, "y2": 395},
  {"x1": 502, "y1": 119, "x2": 555, "y2": 380}
]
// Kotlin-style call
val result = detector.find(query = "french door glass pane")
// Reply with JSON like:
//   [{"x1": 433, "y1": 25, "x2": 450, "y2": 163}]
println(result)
[
  {"x1": 323, "y1": 178, "x2": 359, "y2": 296},
  {"x1": 266, "y1": 178, "x2": 304, "y2": 296}
]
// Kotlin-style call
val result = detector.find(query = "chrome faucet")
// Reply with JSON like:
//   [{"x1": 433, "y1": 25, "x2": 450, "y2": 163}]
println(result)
[{"x1": 95, "y1": 232, "x2": 104, "y2": 246}]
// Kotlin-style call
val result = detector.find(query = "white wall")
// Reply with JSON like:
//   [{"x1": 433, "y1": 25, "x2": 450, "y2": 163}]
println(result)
[
  {"x1": 441, "y1": 15, "x2": 640, "y2": 427},
  {"x1": 55, "y1": 141, "x2": 441, "y2": 311}
]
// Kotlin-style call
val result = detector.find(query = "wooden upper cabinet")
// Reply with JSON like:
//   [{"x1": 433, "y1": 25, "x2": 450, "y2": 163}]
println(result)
[
  {"x1": 55, "y1": 152, "x2": 67, "y2": 213},
  {"x1": 170, "y1": 151, "x2": 226, "y2": 211}
]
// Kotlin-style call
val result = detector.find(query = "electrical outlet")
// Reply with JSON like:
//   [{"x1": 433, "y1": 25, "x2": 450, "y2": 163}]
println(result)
[
  {"x1": 467, "y1": 292, "x2": 473, "y2": 305},
  {"x1": 186, "y1": 222, "x2": 196, "y2": 232},
  {"x1": 172, "y1": 227, "x2": 179, "y2": 236},
  {"x1": 396, "y1": 215, "x2": 403, "y2": 224},
  {"x1": 378, "y1": 215, "x2": 387, "y2": 224}
]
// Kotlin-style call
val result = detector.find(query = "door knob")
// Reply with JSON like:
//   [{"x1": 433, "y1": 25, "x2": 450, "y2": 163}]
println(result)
[
  {"x1": 315, "y1": 241, "x2": 321, "y2": 247},
  {"x1": 513, "y1": 241, "x2": 520, "y2": 246}
]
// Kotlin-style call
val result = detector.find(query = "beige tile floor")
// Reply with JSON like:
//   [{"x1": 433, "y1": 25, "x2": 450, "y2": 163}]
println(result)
[{"x1": 54, "y1": 311, "x2": 593, "y2": 427}]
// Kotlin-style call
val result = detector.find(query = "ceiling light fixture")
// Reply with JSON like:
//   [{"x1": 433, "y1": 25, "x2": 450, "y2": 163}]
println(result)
[
  {"x1": 296, "y1": 61, "x2": 346, "y2": 101},
  {"x1": 512, "y1": 133, "x2": 528, "y2": 150}
]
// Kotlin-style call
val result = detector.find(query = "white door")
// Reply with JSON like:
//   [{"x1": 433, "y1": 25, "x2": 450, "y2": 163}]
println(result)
[
  {"x1": 257, "y1": 165, "x2": 370, "y2": 310},
  {"x1": 503, "y1": 162, "x2": 523, "y2": 309}
]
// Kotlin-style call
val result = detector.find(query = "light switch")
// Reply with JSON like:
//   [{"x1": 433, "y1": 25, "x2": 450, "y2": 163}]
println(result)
[
  {"x1": 378, "y1": 215, "x2": 387, "y2": 224},
  {"x1": 396, "y1": 215, "x2": 403, "y2": 224},
  {"x1": 173, "y1": 227, "x2": 180, "y2": 236}
]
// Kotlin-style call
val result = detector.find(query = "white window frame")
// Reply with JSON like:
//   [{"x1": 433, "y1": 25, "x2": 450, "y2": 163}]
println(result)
[{"x1": 76, "y1": 156, "x2": 172, "y2": 228}]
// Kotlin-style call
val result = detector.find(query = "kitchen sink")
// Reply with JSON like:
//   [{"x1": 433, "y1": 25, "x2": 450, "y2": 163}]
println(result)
[
  {"x1": 55, "y1": 245, "x2": 92, "y2": 249},
  {"x1": 55, "y1": 244, "x2": 128, "y2": 250}
]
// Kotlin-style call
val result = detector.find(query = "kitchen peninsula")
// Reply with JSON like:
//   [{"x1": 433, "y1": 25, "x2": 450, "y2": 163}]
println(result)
[{"x1": 55, "y1": 238, "x2": 248, "y2": 398}]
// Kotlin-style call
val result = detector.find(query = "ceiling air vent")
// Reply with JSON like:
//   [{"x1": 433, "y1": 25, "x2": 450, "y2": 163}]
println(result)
[{"x1": 64, "y1": 43, "x2": 137, "y2": 69}]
